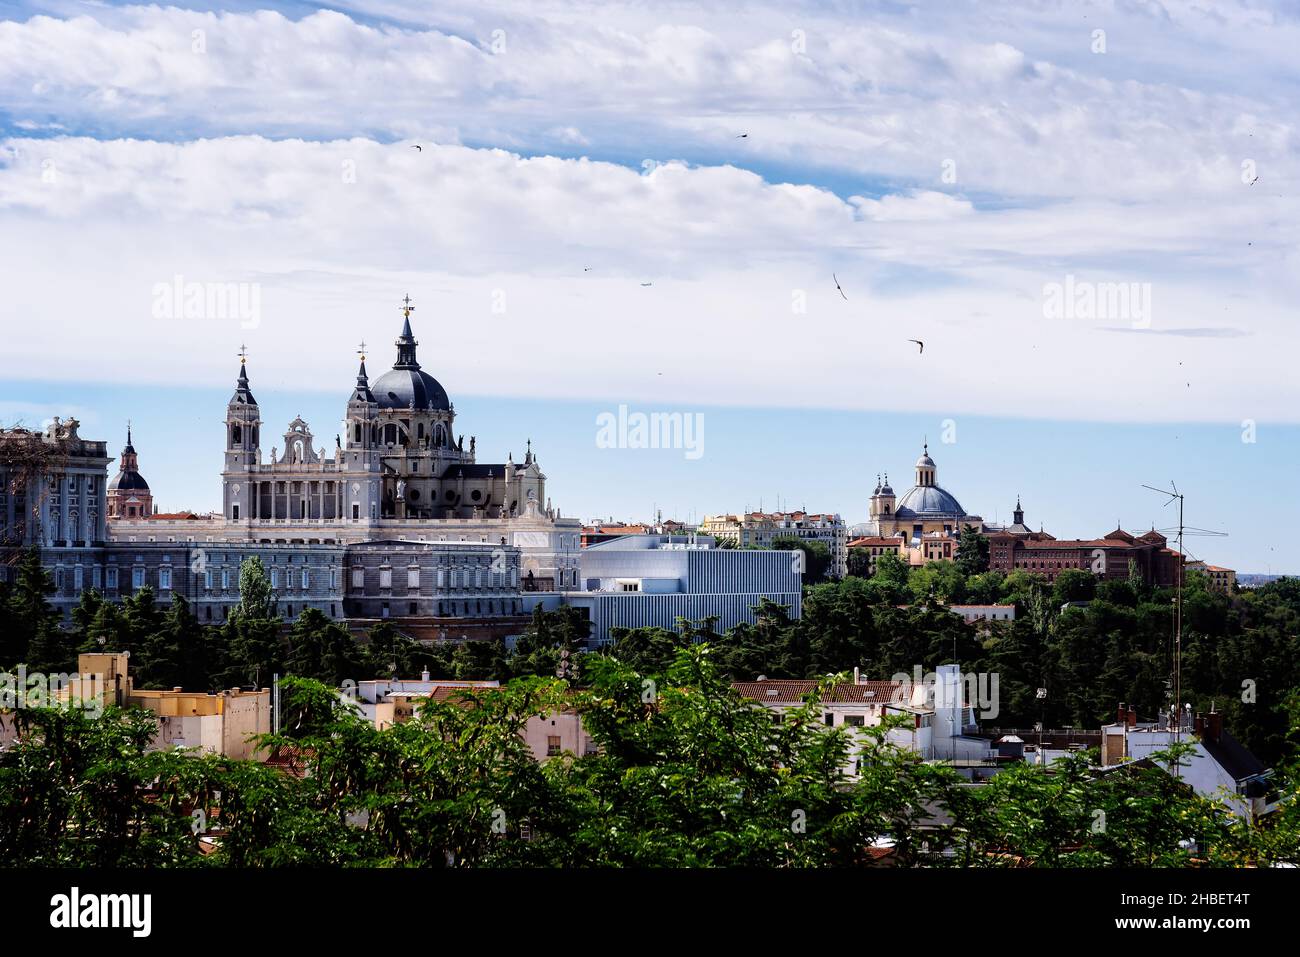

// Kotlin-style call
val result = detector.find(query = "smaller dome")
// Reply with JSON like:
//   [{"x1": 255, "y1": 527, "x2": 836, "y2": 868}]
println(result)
[
  {"x1": 108, "y1": 470, "x2": 150, "y2": 491},
  {"x1": 916, "y1": 451, "x2": 935, "y2": 468}
]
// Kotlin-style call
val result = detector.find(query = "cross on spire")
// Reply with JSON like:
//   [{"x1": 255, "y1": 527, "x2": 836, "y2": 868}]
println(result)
[
  {"x1": 357, "y1": 340, "x2": 367, "y2": 361},
  {"x1": 238, "y1": 343, "x2": 249, "y2": 364},
  {"x1": 401, "y1": 294, "x2": 415, "y2": 319}
]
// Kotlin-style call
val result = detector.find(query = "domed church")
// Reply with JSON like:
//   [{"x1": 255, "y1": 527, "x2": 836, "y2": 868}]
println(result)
[
  {"x1": 107, "y1": 425, "x2": 152, "y2": 518},
  {"x1": 862, "y1": 443, "x2": 984, "y2": 543}
]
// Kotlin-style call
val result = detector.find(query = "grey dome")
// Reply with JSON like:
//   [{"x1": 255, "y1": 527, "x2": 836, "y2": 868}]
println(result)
[
  {"x1": 895, "y1": 484, "x2": 964, "y2": 516},
  {"x1": 371, "y1": 312, "x2": 450, "y2": 410},
  {"x1": 108, "y1": 470, "x2": 150, "y2": 491},
  {"x1": 372, "y1": 367, "x2": 450, "y2": 411}
]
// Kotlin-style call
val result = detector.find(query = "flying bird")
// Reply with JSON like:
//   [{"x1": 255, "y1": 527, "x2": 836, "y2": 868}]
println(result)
[
  {"x1": 584, "y1": 267, "x2": 592, "y2": 272},
  {"x1": 1249, "y1": 176, "x2": 1258, "y2": 185},
  {"x1": 833, "y1": 273, "x2": 847, "y2": 301},
  {"x1": 736, "y1": 133, "x2": 749, "y2": 138},
  {"x1": 640, "y1": 282, "x2": 653, "y2": 287},
  {"x1": 908, "y1": 339, "x2": 924, "y2": 354},
  {"x1": 411, "y1": 145, "x2": 423, "y2": 152}
]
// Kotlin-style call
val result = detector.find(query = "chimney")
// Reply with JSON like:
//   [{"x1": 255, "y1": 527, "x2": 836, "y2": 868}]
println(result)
[
  {"x1": 1117, "y1": 702, "x2": 1126, "y2": 724},
  {"x1": 421, "y1": 668, "x2": 431, "y2": 682},
  {"x1": 853, "y1": 666, "x2": 860, "y2": 685},
  {"x1": 1206, "y1": 710, "x2": 1223, "y2": 743},
  {"x1": 1194, "y1": 712, "x2": 1205, "y2": 736},
  {"x1": 1126, "y1": 707, "x2": 1136, "y2": 728}
]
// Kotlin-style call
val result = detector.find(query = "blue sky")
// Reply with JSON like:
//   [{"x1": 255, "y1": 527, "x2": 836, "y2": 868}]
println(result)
[{"x1": 1, "y1": 0, "x2": 1296, "y2": 571}]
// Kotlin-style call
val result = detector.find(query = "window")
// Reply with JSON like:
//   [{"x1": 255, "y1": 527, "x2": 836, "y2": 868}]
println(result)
[
  {"x1": 437, "y1": 568, "x2": 446, "y2": 588},
  {"x1": 301, "y1": 569, "x2": 310, "y2": 590},
  {"x1": 232, "y1": 503, "x2": 240, "y2": 520},
  {"x1": 380, "y1": 568, "x2": 392, "y2": 588},
  {"x1": 823, "y1": 713, "x2": 834, "y2": 726},
  {"x1": 92, "y1": 566, "x2": 101, "y2": 589},
  {"x1": 546, "y1": 736, "x2": 561, "y2": 757},
  {"x1": 352, "y1": 504, "x2": 360, "y2": 520},
  {"x1": 351, "y1": 568, "x2": 364, "y2": 589},
  {"x1": 132, "y1": 567, "x2": 145, "y2": 589},
  {"x1": 271, "y1": 568, "x2": 280, "y2": 589},
  {"x1": 205, "y1": 569, "x2": 213, "y2": 590},
  {"x1": 74, "y1": 566, "x2": 84, "y2": 590},
  {"x1": 221, "y1": 568, "x2": 230, "y2": 589},
  {"x1": 159, "y1": 567, "x2": 172, "y2": 590},
  {"x1": 55, "y1": 567, "x2": 64, "y2": 589},
  {"x1": 408, "y1": 601, "x2": 417, "y2": 615},
  {"x1": 408, "y1": 568, "x2": 420, "y2": 588},
  {"x1": 844, "y1": 715, "x2": 865, "y2": 727},
  {"x1": 106, "y1": 567, "x2": 118, "y2": 589}
]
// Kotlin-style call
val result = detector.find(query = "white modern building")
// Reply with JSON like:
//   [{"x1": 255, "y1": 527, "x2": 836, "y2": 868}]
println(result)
[{"x1": 540, "y1": 533, "x2": 804, "y2": 646}]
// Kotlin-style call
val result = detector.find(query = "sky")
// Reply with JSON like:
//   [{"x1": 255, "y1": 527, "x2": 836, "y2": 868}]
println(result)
[{"x1": 0, "y1": 0, "x2": 1295, "y2": 571}]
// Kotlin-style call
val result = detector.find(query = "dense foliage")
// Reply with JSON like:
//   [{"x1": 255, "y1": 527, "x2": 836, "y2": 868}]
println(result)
[
  {"x1": 3, "y1": 544, "x2": 1300, "y2": 868},
  {"x1": 4, "y1": 647, "x2": 1296, "y2": 868}
]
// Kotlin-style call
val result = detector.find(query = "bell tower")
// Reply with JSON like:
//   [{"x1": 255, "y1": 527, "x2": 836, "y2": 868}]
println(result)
[{"x1": 223, "y1": 346, "x2": 261, "y2": 523}]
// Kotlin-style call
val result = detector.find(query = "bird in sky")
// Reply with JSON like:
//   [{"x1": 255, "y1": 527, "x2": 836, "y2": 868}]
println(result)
[
  {"x1": 736, "y1": 133, "x2": 748, "y2": 138},
  {"x1": 411, "y1": 145, "x2": 423, "y2": 152},
  {"x1": 1249, "y1": 175, "x2": 1259, "y2": 185},
  {"x1": 833, "y1": 273, "x2": 847, "y2": 300},
  {"x1": 908, "y1": 339, "x2": 924, "y2": 354},
  {"x1": 583, "y1": 267, "x2": 592, "y2": 272},
  {"x1": 640, "y1": 282, "x2": 653, "y2": 287}
]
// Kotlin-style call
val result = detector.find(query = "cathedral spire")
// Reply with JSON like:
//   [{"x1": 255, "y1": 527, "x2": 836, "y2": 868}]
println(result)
[
  {"x1": 394, "y1": 295, "x2": 420, "y2": 369},
  {"x1": 230, "y1": 344, "x2": 257, "y2": 405}
]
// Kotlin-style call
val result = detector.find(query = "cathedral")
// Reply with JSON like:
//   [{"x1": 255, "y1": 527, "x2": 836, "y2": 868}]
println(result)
[
  {"x1": 49, "y1": 298, "x2": 587, "y2": 625},
  {"x1": 219, "y1": 303, "x2": 554, "y2": 532}
]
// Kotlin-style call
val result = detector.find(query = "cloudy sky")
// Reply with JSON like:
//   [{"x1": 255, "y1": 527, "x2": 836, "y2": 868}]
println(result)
[{"x1": 1, "y1": 0, "x2": 1295, "y2": 570}]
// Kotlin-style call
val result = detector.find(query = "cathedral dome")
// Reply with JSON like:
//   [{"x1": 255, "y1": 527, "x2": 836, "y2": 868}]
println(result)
[
  {"x1": 895, "y1": 484, "x2": 964, "y2": 516},
  {"x1": 371, "y1": 309, "x2": 451, "y2": 411},
  {"x1": 372, "y1": 367, "x2": 450, "y2": 411}
]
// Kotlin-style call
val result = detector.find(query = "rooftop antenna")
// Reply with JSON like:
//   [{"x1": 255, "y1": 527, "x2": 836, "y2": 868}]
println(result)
[{"x1": 1142, "y1": 480, "x2": 1187, "y2": 771}]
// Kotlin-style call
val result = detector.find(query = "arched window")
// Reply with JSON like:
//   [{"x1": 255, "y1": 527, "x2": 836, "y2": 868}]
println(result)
[{"x1": 231, "y1": 423, "x2": 242, "y2": 444}]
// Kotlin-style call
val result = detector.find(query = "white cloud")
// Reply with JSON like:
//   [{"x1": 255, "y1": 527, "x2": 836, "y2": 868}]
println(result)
[{"x1": 0, "y1": 134, "x2": 1293, "y2": 424}]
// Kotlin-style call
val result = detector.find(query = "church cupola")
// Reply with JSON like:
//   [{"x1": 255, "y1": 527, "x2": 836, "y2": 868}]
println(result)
[
  {"x1": 1013, "y1": 496, "x2": 1024, "y2": 526},
  {"x1": 394, "y1": 305, "x2": 420, "y2": 370},
  {"x1": 871, "y1": 472, "x2": 895, "y2": 519},
  {"x1": 915, "y1": 442, "x2": 936, "y2": 487},
  {"x1": 107, "y1": 423, "x2": 153, "y2": 520}
]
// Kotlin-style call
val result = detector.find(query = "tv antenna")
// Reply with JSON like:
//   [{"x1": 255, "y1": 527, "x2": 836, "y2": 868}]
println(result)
[{"x1": 1141, "y1": 480, "x2": 1193, "y2": 768}]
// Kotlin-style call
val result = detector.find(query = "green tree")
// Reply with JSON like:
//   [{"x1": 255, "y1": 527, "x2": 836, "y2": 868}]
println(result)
[
  {"x1": 772, "y1": 536, "x2": 832, "y2": 583},
  {"x1": 955, "y1": 524, "x2": 990, "y2": 576},
  {"x1": 236, "y1": 556, "x2": 276, "y2": 621},
  {"x1": 3, "y1": 546, "x2": 62, "y2": 668}
]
